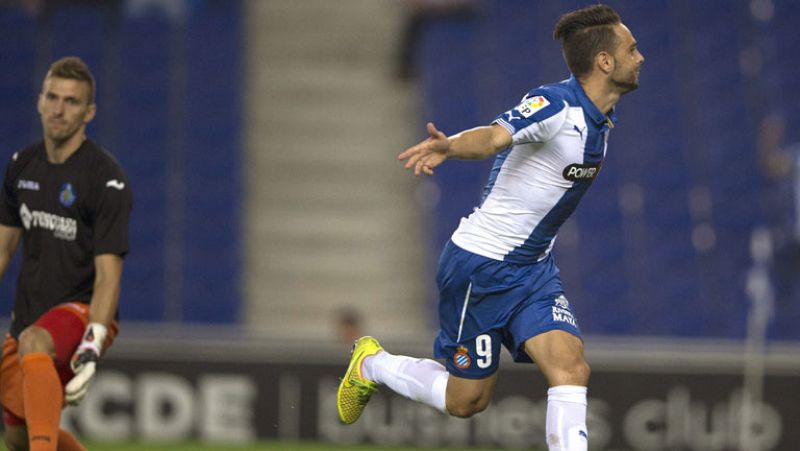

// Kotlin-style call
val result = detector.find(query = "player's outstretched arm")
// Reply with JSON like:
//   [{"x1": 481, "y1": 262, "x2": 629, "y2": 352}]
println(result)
[{"x1": 398, "y1": 122, "x2": 512, "y2": 176}]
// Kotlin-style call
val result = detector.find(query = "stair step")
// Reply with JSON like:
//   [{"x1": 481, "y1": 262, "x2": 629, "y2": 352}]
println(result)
[{"x1": 243, "y1": 0, "x2": 426, "y2": 340}]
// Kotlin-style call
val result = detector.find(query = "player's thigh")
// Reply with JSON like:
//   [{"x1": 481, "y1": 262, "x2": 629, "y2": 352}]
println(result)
[
  {"x1": 17, "y1": 302, "x2": 88, "y2": 359},
  {"x1": 33, "y1": 303, "x2": 87, "y2": 362},
  {"x1": 445, "y1": 372, "x2": 498, "y2": 418},
  {"x1": 523, "y1": 329, "x2": 589, "y2": 386},
  {"x1": 3, "y1": 424, "x2": 28, "y2": 451},
  {"x1": 30, "y1": 302, "x2": 118, "y2": 383}
]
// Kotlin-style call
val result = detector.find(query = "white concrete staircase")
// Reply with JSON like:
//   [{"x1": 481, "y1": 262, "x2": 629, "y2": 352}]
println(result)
[{"x1": 243, "y1": 0, "x2": 432, "y2": 341}]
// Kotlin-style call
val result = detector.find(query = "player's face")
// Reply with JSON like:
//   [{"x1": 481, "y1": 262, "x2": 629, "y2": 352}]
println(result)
[
  {"x1": 610, "y1": 23, "x2": 644, "y2": 94},
  {"x1": 38, "y1": 77, "x2": 96, "y2": 144}
]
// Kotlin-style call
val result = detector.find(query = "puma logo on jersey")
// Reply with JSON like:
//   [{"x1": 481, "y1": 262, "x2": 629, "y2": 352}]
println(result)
[
  {"x1": 573, "y1": 125, "x2": 586, "y2": 141},
  {"x1": 506, "y1": 110, "x2": 522, "y2": 122},
  {"x1": 106, "y1": 180, "x2": 125, "y2": 190}
]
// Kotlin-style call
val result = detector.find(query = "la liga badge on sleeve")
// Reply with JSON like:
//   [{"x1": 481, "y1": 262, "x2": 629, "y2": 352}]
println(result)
[{"x1": 516, "y1": 95, "x2": 550, "y2": 118}]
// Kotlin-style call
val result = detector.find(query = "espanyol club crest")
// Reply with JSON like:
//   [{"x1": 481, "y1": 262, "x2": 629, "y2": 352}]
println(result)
[
  {"x1": 453, "y1": 346, "x2": 471, "y2": 369},
  {"x1": 59, "y1": 183, "x2": 76, "y2": 207}
]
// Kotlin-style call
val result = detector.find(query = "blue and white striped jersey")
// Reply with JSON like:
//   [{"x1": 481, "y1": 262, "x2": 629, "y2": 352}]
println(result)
[{"x1": 450, "y1": 76, "x2": 617, "y2": 264}]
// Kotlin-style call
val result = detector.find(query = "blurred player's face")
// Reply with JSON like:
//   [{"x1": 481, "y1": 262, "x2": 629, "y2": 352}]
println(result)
[
  {"x1": 610, "y1": 23, "x2": 644, "y2": 94},
  {"x1": 38, "y1": 77, "x2": 96, "y2": 145}
]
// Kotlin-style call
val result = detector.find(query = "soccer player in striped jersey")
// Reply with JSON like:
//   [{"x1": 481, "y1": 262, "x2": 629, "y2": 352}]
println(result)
[{"x1": 338, "y1": 4, "x2": 643, "y2": 451}]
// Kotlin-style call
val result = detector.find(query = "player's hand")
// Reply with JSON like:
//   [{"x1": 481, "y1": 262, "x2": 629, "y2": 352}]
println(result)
[
  {"x1": 65, "y1": 322, "x2": 107, "y2": 405},
  {"x1": 398, "y1": 122, "x2": 450, "y2": 176}
]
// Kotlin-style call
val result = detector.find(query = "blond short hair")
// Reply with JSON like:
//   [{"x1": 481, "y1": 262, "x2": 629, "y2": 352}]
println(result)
[{"x1": 45, "y1": 56, "x2": 96, "y2": 104}]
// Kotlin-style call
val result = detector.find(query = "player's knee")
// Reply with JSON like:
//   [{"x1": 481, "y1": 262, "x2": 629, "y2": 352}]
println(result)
[
  {"x1": 564, "y1": 357, "x2": 591, "y2": 385},
  {"x1": 571, "y1": 358, "x2": 591, "y2": 384},
  {"x1": 547, "y1": 356, "x2": 591, "y2": 386},
  {"x1": 446, "y1": 394, "x2": 491, "y2": 418},
  {"x1": 17, "y1": 326, "x2": 54, "y2": 357}
]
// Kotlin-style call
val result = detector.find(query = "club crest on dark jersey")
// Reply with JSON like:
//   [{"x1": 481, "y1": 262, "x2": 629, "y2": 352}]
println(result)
[{"x1": 59, "y1": 183, "x2": 76, "y2": 207}]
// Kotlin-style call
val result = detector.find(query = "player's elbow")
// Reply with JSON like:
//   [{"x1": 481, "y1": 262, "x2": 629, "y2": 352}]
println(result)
[{"x1": 489, "y1": 124, "x2": 513, "y2": 153}]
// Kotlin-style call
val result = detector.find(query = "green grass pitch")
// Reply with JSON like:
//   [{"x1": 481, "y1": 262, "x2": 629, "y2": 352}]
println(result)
[{"x1": 80, "y1": 441, "x2": 517, "y2": 450}]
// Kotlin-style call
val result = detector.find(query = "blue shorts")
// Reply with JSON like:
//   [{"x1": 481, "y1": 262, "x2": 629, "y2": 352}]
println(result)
[{"x1": 434, "y1": 240, "x2": 582, "y2": 379}]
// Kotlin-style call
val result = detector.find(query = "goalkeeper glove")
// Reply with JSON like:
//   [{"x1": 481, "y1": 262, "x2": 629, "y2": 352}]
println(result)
[{"x1": 65, "y1": 322, "x2": 107, "y2": 405}]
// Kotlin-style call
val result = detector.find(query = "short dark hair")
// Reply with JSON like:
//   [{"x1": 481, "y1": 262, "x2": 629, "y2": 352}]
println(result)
[
  {"x1": 45, "y1": 56, "x2": 96, "y2": 104},
  {"x1": 553, "y1": 4, "x2": 621, "y2": 78}
]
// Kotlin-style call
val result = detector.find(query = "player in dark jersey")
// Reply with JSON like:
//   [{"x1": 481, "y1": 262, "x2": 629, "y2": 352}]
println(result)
[{"x1": 0, "y1": 57, "x2": 132, "y2": 451}]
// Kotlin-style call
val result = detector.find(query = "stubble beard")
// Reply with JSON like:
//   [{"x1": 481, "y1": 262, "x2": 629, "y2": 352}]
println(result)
[
  {"x1": 43, "y1": 117, "x2": 82, "y2": 146},
  {"x1": 612, "y1": 68, "x2": 640, "y2": 95}
]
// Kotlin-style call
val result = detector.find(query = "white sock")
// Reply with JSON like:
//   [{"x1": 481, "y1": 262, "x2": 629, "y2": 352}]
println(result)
[
  {"x1": 362, "y1": 351, "x2": 448, "y2": 414},
  {"x1": 546, "y1": 385, "x2": 588, "y2": 451}
]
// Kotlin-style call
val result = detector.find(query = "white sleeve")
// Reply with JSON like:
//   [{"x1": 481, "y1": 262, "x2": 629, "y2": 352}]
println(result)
[{"x1": 493, "y1": 93, "x2": 568, "y2": 144}]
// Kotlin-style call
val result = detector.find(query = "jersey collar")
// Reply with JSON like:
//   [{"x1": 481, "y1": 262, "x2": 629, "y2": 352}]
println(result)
[{"x1": 568, "y1": 75, "x2": 618, "y2": 129}]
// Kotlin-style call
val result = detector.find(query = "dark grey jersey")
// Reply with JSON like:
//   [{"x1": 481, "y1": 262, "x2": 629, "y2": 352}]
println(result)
[{"x1": 0, "y1": 139, "x2": 132, "y2": 338}]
